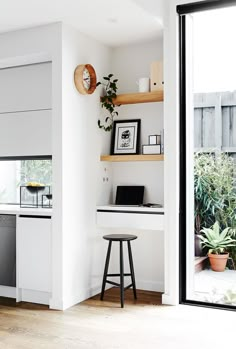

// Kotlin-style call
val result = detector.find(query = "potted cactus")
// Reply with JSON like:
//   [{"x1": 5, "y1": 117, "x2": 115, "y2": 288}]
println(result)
[{"x1": 200, "y1": 221, "x2": 236, "y2": 272}]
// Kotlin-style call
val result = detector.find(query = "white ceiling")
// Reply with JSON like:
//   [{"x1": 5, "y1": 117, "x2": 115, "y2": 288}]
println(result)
[{"x1": 0, "y1": 0, "x2": 165, "y2": 47}]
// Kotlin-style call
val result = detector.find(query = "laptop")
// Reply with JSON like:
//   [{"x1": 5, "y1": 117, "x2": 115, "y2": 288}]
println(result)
[{"x1": 114, "y1": 186, "x2": 145, "y2": 206}]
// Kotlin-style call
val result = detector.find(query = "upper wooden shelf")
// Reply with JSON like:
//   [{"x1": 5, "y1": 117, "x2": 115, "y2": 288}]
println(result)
[
  {"x1": 112, "y1": 90, "x2": 164, "y2": 105},
  {"x1": 100, "y1": 154, "x2": 164, "y2": 162}
]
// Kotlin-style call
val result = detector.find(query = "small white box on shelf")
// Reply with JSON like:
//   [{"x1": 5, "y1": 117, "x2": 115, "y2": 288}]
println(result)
[
  {"x1": 148, "y1": 134, "x2": 161, "y2": 145},
  {"x1": 142, "y1": 144, "x2": 161, "y2": 155}
]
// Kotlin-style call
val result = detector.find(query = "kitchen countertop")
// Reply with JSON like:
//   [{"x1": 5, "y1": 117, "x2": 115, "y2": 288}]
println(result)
[{"x1": 0, "y1": 205, "x2": 52, "y2": 216}]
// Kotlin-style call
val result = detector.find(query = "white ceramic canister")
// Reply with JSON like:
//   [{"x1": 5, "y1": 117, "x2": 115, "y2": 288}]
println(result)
[{"x1": 137, "y1": 77, "x2": 150, "y2": 92}]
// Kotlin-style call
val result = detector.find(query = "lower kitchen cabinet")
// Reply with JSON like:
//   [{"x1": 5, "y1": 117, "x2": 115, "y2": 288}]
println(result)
[
  {"x1": 17, "y1": 216, "x2": 51, "y2": 294},
  {"x1": 0, "y1": 215, "x2": 16, "y2": 287}
]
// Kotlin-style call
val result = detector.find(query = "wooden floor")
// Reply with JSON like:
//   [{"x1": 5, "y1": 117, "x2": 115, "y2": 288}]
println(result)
[
  {"x1": 84, "y1": 288, "x2": 162, "y2": 307},
  {"x1": 0, "y1": 288, "x2": 235, "y2": 349}
]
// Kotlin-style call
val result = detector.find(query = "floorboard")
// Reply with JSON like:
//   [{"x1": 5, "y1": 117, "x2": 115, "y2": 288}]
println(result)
[{"x1": 0, "y1": 289, "x2": 235, "y2": 349}]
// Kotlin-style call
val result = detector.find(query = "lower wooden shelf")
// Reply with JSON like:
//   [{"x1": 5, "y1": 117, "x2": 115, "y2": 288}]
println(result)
[{"x1": 100, "y1": 154, "x2": 164, "y2": 162}]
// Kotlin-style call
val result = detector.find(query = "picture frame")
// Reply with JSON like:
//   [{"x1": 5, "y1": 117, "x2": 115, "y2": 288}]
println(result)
[{"x1": 111, "y1": 119, "x2": 141, "y2": 155}]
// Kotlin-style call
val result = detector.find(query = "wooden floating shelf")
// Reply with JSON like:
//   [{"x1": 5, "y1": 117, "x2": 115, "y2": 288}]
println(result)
[
  {"x1": 100, "y1": 90, "x2": 163, "y2": 106},
  {"x1": 100, "y1": 154, "x2": 164, "y2": 162},
  {"x1": 112, "y1": 90, "x2": 163, "y2": 105}
]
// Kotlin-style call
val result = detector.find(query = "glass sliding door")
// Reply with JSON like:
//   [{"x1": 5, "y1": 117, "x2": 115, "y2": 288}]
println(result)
[{"x1": 179, "y1": 0, "x2": 236, "y2": 309}]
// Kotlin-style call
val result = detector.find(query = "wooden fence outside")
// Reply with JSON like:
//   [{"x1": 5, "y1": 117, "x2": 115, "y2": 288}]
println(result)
[{"x1": 194, "y1": 91, "x2": 236, "y2": 155}]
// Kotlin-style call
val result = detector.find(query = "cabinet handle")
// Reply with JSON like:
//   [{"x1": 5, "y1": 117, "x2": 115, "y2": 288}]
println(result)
[{"x1": 19, "y1": 215, "x2": 51, "y2": 219}]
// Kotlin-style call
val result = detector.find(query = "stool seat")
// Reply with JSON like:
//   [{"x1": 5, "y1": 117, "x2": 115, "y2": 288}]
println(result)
[
  {"x1": 101, "y1": 233, "x2": 137, "y2": 308},
  {"x1": 103, "y1": 234, "x2": 137, "y2": 241}
]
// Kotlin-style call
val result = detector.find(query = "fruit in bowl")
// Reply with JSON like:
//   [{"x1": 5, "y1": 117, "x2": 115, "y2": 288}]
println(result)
[{"x1": 26, "y1": 182, "x2": 45, "y2": 193}]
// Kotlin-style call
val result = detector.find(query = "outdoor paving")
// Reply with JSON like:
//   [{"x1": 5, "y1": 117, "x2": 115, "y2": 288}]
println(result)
[{"x1": 194, "y1": 269, "x2": 236, "y2": 304}]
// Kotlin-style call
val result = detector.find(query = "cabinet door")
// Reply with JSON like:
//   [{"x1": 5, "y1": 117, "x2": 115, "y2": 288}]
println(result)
[
  {"x1": 0, "y1": 62, "x2": 52, "y2": 113},
  {"x1": 0, "y1": 110, "x2": 52, "y2": 157},
  {"x1": 17, "y1": 216, "x2": 51, "y2": 292},
  {"x1": 0, "y1": 215, "x2": 16, "y2": 287}
]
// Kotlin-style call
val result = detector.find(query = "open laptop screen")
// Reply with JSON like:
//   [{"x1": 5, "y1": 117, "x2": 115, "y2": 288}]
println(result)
[{"x1": 115, "y1": 186, "x2": 144, "y2": 205}]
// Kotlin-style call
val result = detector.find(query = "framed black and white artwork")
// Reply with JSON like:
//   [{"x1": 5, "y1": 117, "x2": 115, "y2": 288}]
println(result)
[{"x1": 111, "y1": 119, "x2": 141, "y2": 155}]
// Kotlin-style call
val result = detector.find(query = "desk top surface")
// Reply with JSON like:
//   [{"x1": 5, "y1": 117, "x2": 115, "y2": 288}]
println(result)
[{"x1": 97, "y1": 205, "x2": 164, "y2": 214}]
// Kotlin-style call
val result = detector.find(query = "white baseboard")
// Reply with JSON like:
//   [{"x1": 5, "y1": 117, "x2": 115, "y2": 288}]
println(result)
[
  {"x1": 162, "y1": 293, "x2": 179, "y2": 305},
  {"x1": 50, "y1": 279, "x2": 164, "y2": 311},
  {"x1": 0, "y1": 281, "x2": 164, "y2": 310},
  {"x1": 18, "y1": 289, "x2": 51, "y2": 305},
  {"x1": 50, "y1": 284, "x2": 113, "y2": 311},
  {"x1": 136, "y1": 280, "x2": 164, "y2": 293},
  {"x1": 0, "y1": 286, "x2": 16, "y2": 298},
  {"x1": 49, "y1": 298, "x2": 64, "y2": 310}
]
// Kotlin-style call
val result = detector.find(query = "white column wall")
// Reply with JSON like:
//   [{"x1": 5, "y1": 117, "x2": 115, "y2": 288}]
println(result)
[
  {"x1": 162, "y1": 0, "x2": 206, "y2": 305},
  {"x1": 61, "y1": 24, "x2": 112, "y2": 309}
]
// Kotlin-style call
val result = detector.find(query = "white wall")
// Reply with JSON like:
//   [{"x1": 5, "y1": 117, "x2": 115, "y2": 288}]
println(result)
[
  {"x1": 111, "y1": 39, "x2": 164, "y2": 204},
  {"x1": 61, "y1": 24, "x2": 112, "y2": 309},
  {"x1": 103, "y1": 39, "x2": 165, "y2": 292},
  {"x1": 0, "y1": 23, "x2": 64, "y2": 309},
  {"x1": 162, "y1": 0, "x2": 206, "y2": 305}
]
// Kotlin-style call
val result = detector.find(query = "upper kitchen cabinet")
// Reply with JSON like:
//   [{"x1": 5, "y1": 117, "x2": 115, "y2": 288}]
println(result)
[
  {"x1": 0, "y1": 62, "x2": 52, "y2": 157},
  {"x1": 0, "y1": 110, "x2": 52, "y2": 157},
  {"x1": 0, "y1": 62, "x2": 52, "y2": 113}
]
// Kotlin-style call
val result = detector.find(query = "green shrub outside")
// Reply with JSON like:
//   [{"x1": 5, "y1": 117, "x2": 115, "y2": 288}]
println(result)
[{"x1": 194, "y1": 152, "x2": 236, "y2": 262}]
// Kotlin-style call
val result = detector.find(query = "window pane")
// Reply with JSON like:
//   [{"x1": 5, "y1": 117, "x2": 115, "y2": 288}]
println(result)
[{"x1": 0, "y1": 160, "x2": 52, "y2": 204}]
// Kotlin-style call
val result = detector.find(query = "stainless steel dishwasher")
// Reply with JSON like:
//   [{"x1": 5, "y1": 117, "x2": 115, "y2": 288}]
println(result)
[{"x1": 0, "y1": 215, "x2": 16, "y2": 287}]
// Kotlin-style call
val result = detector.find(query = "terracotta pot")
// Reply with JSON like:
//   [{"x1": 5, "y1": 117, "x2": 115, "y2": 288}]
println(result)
[{"x1": 208, "y1": 252, "x2": 229, "y2": 272}]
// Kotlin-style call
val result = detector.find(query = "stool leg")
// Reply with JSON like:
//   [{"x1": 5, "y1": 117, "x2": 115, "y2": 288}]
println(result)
[
  {"x1": 120, "y1": 241, "x2": 124, "y2": 308},
  {"x1": 100, "y1": 241, "x2": 112, "y2": 300},
  {"x1": 128, "y1": 241, "x2": 137, "y2": 299}
]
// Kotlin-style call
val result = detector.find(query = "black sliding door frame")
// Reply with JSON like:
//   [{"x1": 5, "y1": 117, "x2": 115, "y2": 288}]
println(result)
[{"x1": 179, "y1": 0, "x2": 236, "y2": 311}]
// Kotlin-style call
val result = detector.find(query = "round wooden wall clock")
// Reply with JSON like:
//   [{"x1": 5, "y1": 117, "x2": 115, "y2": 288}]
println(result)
[{"x1": 74, "y1": 64, "x2": 97, "y2": 95}]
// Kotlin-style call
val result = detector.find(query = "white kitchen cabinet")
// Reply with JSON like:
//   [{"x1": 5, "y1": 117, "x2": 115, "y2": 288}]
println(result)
[
  {"x1": 0, "y1": 62, "x2": 52, "y2": 113},
  {"x1": 0, "y1": 61, "x2": 52, "y2": 157},
  {"x1": 0, "y1": 110, "x2": 52, "y2": 157},
  {"x1": 17, "y1": 216, "x2": 51, "y2": 293}
]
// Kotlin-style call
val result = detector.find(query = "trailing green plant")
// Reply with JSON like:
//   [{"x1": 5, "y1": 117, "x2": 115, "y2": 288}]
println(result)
[
  {"x1": 200, "y1": 221, "x2": 236, "y2": 254},
  {"x1": 96, "y1": 74, "x2": 119, "y2": 132},
  {"x1": 194, "y1": 152, "x2": 236, "y2": 235}
]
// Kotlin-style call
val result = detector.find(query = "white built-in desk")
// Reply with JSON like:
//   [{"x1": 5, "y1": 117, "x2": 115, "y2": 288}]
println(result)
[{"x1": 96, "y1": 206, "x2": 164, "y2": 231}]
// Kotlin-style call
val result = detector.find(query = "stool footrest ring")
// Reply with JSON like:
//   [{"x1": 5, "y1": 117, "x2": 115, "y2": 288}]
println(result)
[
  {"x1": 106, "y1": 280, "x2": 120, "y2": 287},
  {"x1": 124, "y1": 284, "x2": 133, "y2": 290},
  {"x1": 106, "y1": 280, "x2": 134, "y2": 289},
  {"x1": 107, "y1": 273, "x2": 131, "y2": 277}
]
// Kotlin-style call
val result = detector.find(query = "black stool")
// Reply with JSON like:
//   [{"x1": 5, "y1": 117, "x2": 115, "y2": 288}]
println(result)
[{"x1": 100, "y1": 234, "x2": 137, "y2": 308}]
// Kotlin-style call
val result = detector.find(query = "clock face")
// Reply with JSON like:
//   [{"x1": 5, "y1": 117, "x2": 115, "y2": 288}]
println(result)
[
  {"x1": 83, "y1": 68, "x2": 91, "y2": 90},
  {"x1": 74, "y1": 64, "x2": 97, "y2": 94}
]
